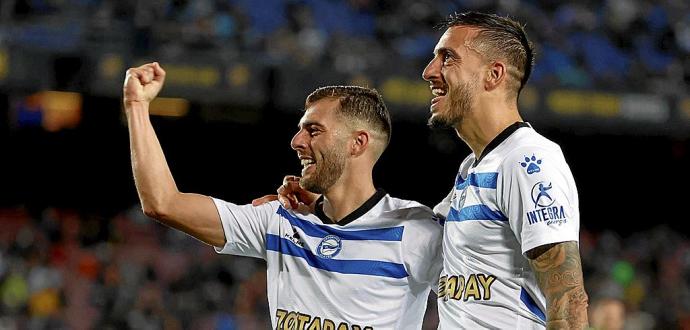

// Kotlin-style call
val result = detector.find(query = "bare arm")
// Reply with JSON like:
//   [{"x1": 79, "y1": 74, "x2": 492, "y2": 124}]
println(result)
[
  {"x1": 526, "y1": 241, "x2": 589, "y2": 329},
  {"x1": 124, "y1": 62, "x2": 225, "y2": 247}
]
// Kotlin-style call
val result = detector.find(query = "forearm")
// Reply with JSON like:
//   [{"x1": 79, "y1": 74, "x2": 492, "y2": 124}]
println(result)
[
  {"x1": 126, "y1": 101, "x2": 179, "y2": 217},
  {"x1": 123, "y1": 63, "x2": 225, "y2": 247},
  {"x1": 528, "y1": 241, "x2": 589, "y2": 329},
  {"x1": 125, "y1": 101, "x2": 225, "y2": 246}
]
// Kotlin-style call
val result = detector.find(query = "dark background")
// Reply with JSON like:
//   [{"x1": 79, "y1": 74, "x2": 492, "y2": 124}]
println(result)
[
  {"x1": 1, "y1": 0, "x2": 689, "y2": 328},
  {"x1": 3, "y1": 94, "x2": 688, "y2": 234}
]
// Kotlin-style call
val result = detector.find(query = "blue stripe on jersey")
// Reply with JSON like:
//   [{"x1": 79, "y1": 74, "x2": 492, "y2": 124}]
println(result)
[
  {"x1": 520, "y1": 288, "x2": 546, "y2": 322},
  {"x1": 277, "y1": 207, "x2": 404, "y2": 241},
  {"x1": 266, "y1": 234, "x2": 408, "y2": 278},
  {"x1": 455, "y1": 172, "x2": 499, "y2": 190},
  {"x1": 446, "y1": 205, "x2": 508, "y2": 222}
]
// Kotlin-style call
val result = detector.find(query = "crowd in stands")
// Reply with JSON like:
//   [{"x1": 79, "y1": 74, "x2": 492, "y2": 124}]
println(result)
[
  {"x1": 0, "y1": 206, "x2": 689, "y2": 329},
  {"x1": 1, "y1": 1, "x2": 689, "y2": 329},
  {"x1": 1, "y1": 0, "x2": 688, "y2": 95}
]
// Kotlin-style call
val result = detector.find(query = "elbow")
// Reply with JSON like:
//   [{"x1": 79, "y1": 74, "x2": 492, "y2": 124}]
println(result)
[
  {"x1": 141, "y1": 198, "x2": 173, "y2": 221},
  {"x1": 142, "y1": 205, "x2": 166, "y2": 220}
]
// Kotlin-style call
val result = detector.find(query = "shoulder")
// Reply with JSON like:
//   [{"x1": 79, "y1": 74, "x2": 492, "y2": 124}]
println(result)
[
  {"x1": 499, "y1": 129, "x2": 566, "y2": 169},
  {"x1": 378, "y1": 196, "x2": 444, "y2": 233},
  {"x1": 379, "y1": 196, "x2": 434, "y2": 219},
  {"x1": 214, "y1": 198, "x2": 282, "y2": 215}
]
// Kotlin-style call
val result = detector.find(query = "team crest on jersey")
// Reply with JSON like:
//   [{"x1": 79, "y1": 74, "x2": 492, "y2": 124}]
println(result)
[
  {"x1": 316, "y1": 235, "x2": 342, "y2": 259},
  {"x1": 455, "y1": 189, "x2": 467, "y2": 209},
  {"x1": 520, "y1": 154, "x2": 542, "y2": 174}
]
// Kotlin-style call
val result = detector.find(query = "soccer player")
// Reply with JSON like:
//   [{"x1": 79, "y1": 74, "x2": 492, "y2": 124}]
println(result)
[
  {"x1": 268, "y1": 11, "x2": 589, "y2": 330},
  {"x1": 423, "y1": 12, "x2": 588, "y2": 329},
  {"x1": 123, "y1": 62, "x2": 443, "y2": 329}
]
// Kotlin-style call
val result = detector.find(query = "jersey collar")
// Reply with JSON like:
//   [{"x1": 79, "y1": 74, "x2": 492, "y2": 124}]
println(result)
[
  {"x1": 473, "y1": 121, "x2": 530, "y2": 167},
  {"x1": 314, "y1": 188, "x2": 387, "y2": 226}
]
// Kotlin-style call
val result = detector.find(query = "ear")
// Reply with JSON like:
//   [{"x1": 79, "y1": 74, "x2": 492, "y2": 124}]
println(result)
[
  {"x1": 351, "y1": 130, "x2": 370, "y2": 156},
  {"x1": 485, "y1": 61, "x2": 507, "y2": 91}
]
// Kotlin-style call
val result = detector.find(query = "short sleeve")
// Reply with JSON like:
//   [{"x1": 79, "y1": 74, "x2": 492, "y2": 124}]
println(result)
[
  {"x1": 497, "y1": 147, "x2": 580, "y2": 255},
  {"x1": 433, "y1": 188, "x2": 454, "y2": 220},
  {"x1": 212, "y1": 198, "x2": 281, "y2": 259},
  {"x1": 401, "y1": 208, "x2": 444, "y2": 291}
]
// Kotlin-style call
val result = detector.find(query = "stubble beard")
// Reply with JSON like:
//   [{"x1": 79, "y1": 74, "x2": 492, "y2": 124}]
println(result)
[
  {"x1": 428, "y1": 80, "x2": 475, "y2": 129},
  {"x1": 299, "y1": 143, "x2": 347, "y2": 194}
]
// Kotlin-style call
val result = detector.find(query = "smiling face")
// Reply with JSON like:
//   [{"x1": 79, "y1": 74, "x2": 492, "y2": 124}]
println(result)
[
  {"x1": 291, "y1": 98, "x2": 350, "y2": 194},
  {"x1": 422, "y1": 26, "x2": 486, "y2": 128}
]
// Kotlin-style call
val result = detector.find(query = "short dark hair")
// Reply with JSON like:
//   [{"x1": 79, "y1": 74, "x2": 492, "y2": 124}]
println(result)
[
  {"x1": 306, "y1": 86, "x2": 391, "y2": 146},
  {"x1": 440, "y1": 11, "x2": 534, "y2": 96}
]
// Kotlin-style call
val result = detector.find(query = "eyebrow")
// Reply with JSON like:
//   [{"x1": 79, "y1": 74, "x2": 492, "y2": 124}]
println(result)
[
  {"x1": 435, "y1": 47, "x2": 460, "y2": 58},
  {"x1": 297, "y1": 120, "x2": 324, "y2": 129}
]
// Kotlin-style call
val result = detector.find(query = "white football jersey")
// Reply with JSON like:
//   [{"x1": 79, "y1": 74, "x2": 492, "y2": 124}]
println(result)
[
  {"x1": 434, "y1": 122, "x2": 580, "y2": 329},
  {"x1": 213, "y1": 190, "x2": 443, "y2": 329}
]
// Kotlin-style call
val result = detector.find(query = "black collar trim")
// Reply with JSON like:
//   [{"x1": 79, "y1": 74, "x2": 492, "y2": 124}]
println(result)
[
  {"x1": 315, "y1": 189, "x2": 387, "y2": 226},
  {"x1": 474, "y1": 121, "x2": 530, "y2": 167}
]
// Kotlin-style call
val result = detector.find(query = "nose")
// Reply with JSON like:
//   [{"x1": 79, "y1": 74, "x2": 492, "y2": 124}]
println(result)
[
  {"x1": 291, "y1": 129, "x2": 307, "y2": 151},
  {"x1": 422, "y1": 56, "x2": 440, "y2": 82}
]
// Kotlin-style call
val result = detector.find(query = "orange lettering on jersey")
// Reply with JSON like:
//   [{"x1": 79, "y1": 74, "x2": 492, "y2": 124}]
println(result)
[
  {"x1": 463, "y1": 274, "x2": 481, "y2": 301},
  {"x1": 446, "y1": 276, "x2": 458, "y2": 301},
  {"x1": 284, "y1": 312, "x2": 299, "y2": 330},
  {"x1": 297, "y1": 313, "x2": 311, "y2": 329},
  {"x1": 276, "y1": 309, "x2": 288, "y2": 327},
  {"x1": 438, "y1": 275, "x2": 448, "y2": 300},
  {"x1": 453, "y1": 275, "x2": 465, "y2": 300},
  {"x1": 277, "y1": 309, "x2": 373, "y2": 330},
  {"x1": 439, "y1": 273, "x2": 498, "y2": 302},
  {"x1": 323, "y1": 319, "x2": 336, "y2": 330},
  {"x1": 307, "y1": 317, "x2": 322, "y2": 330},
  {"x1": 477, "y1": 274, "x2": 497, "y2": 300}
]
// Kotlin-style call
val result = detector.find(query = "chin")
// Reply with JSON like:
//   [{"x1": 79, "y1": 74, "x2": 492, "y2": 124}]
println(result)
[
  {"x1": 428, "y1": 113, "x2": 450, "y2": 129},
  {"x1": 300, "y1": 178, "x2": 325, "y2": 195}
]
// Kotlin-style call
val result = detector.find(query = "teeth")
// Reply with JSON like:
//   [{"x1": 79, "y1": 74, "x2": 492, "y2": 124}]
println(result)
[
  {"x1": 432, "y1": 88, "x2": 446, "y2": 96},
  {"x1": 300, "y1": 159, "x2": 315, "y2": 166}
]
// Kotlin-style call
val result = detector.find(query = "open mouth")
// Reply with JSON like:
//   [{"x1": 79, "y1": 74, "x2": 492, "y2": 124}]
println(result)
[
  {"x1": 300, "y1": 157, "x2": 316, "y2": 174},
  {"x1": 430, "y1": 85, "x2": 448, "y2": 106}
]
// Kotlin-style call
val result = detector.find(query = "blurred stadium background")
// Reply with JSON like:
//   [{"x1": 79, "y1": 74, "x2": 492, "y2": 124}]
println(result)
[{"x1": 0, "y1": 0, "x2": 689, "y2": 329}]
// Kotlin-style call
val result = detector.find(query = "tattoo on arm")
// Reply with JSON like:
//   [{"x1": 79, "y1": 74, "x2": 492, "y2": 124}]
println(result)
[{"x1": 527, "y1": 241, "x2": 589, "y2": 329}]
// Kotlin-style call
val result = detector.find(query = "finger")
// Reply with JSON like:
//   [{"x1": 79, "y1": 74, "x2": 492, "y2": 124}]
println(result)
[
  {"x1": 130, "y1": 69, "x2": 150, "y2": 84},
  {"x1": 297, "y1": 191, "x2": 319, "y2": 206},
  {"x1": 141, "y1": 69, "x2": 154, "y2": 84},
  {"x1": 252, "y1": 194, "x2": 278, "y2": 206},
  {"x1": 282, "y1": 175, "x2": 300, "y2": 185},
  {"x1": 286, "y1": 182, "x2": 301, "y2": 194},
  {"x1": 124, "y1": 70, "x2": 137, "y2": 84},
  {"x1": 296, "y1": 202, "x2": 313, "y2": 214},
  {"x1": 125, "y1": 70, "x2": 147, "y2": 88},
  {"x1": 152, "y1": 62, "x2": 166, "y2": 83},
  {"x1": 287, "y1": 194, "x2": 299, "y2": 209},
  {"x1": 126, "y1": 69, "x2": 141, "y2": 80},
  {"x1": 277, "y1": 194, "x2": 292, "y2": 209},
  {"x1": 278, "y1": 181, "x2": 300, "y2": 196}
]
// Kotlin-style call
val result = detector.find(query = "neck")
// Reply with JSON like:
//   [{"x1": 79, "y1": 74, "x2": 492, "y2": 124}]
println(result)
[
  {"x1": 321, "y1": 167, "x2": 376, "y2": 222},
  {"x1": 455, "y1": 100, "x2": 522, "y2": 158}
]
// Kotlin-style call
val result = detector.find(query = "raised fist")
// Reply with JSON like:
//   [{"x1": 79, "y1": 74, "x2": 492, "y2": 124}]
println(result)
[{"x1": 123, "y1": 62, "x2": 166, "y2": 104}]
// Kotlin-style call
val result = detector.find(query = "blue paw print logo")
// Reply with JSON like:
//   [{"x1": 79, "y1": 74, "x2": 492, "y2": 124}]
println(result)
[{"x1": 520, "y1": 154, "x2": 542, "y2": 174}]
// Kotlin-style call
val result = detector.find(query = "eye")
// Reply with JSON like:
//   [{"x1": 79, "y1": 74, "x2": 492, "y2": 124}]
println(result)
[
  {"x1": 442, "y1": 51, "x2": 454, "y2": 64},
  {"x1": 306, "y1": 126, "x2": 321, "y2": 137}
]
